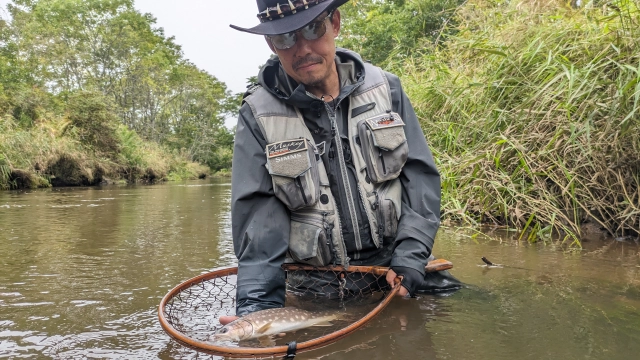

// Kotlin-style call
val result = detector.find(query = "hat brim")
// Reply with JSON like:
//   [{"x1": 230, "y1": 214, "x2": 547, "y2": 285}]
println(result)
[{"x1": 230, "y1": 0, "x2": 348, "y2": 36}]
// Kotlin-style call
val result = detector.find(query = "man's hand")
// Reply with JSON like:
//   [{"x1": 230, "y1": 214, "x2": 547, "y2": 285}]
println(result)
[
  {"x1": 386, "y1": 269, "x2": 409, "y2": 297},
  {"x1": 219, "y1": 316, "x2": 239, "y2": 325}
]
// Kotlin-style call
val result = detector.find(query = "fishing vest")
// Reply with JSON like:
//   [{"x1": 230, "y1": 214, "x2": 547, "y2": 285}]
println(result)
[{"x1": 244, "y1": 63, "x2": 408, "y2": 268}]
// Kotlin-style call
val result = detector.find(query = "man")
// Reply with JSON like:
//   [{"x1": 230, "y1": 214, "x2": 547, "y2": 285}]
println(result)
[{"x1": 223, "y1": 0, "x2": 460, "y2": 324}]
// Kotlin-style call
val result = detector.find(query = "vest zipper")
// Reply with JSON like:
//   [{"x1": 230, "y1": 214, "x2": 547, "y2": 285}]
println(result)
[
  {"x1": 352, "y1": 167, "x2": 376, "y2": 247},
  {"x1": 372, "y1": 188, "x2": 384, "y2": 241},
  {"x1": 325, "y1": 102, "x2": 363, "y2": 258},
  {"x1": 295, "y1": 177, "x2": 308, "y2": 205},
  {"x1": 373, "y1": 182, "x2": 391, "y2": 238},
  {"x1": 379, "y1": 150, "x2": 387, "y2": 175},
  {"x1": 294, "y1": 209, "x2": 336, "y2": 216},
  {"x1": 323, "y1": 211, "x2": 338, "y2": 266}
]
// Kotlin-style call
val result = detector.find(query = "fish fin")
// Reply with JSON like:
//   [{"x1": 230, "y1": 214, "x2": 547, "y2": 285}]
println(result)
[
  {"x1": 312, "y1": 321, "x2": 333, "y2": 327},
  {"x1": 256, "y1": 322, "x2": 272, "y2": 334},
  {"x1": 258, "y1": 336, "x2": 276, "y2": 347}
]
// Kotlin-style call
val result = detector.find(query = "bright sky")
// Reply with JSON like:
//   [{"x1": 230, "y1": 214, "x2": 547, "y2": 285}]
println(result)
[{"x1": 0, "y1": 0, "x2": 275, "y2": 95}]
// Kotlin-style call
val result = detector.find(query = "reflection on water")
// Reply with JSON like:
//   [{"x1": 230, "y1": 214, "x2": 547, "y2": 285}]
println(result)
[{"x1": 1, "y1": 180, "x2": 639, "y2": 359}]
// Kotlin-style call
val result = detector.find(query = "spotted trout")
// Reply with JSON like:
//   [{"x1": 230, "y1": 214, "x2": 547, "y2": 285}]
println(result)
[{"x1": 210, "y1": 307, "x2": 338, "y2": 342}]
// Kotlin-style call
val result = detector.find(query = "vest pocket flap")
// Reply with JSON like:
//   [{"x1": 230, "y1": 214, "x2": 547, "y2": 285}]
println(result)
[
  {"x1": 266, "y1": 139, "x2": 312, "y2": 178},
  {"x1": 364, "y1": 113, "x2": 407, "y2": 151},
  {"x1": 267, "y1": 139, "x2": 321, "y2": 211}
]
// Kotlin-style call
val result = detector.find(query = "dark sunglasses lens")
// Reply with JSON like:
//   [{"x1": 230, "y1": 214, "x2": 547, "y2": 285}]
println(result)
[
  {"x1": 300, "y1": 20, "x2": 326, "y2": 41},
  {"x1": 269, "y1": 14, "x2": 329, "y2": 50},
  {"x1": 270, "y1": 33, "x2": 296, "y2": 50}
]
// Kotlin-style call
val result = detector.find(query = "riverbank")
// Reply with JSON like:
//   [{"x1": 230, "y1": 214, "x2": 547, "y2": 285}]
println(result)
[
  {"x1": 400, "y1": 0, "x2": 640, "y2": 242},
  {"x1": 0, "y1": 94, "x2": 211, "y2": 189}
]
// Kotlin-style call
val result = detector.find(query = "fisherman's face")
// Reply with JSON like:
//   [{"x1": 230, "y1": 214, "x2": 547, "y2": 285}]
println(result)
[{"x1": 266, "y1": 10, "x2": 341, "y2": 89}]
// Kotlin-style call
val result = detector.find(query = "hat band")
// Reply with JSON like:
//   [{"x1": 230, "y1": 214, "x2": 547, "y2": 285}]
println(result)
[{"x1": 258, "y1": 0, "x2": 329, "y2": 22}]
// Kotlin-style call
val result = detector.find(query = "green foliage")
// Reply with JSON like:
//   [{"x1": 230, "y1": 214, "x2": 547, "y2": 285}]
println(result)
[
  {"x1": 0, "y1": 0, "x2": 237, "y2": 189},
  {"x1": 7, "y1": 86, "x2": 59, "y2": 128},
  {"x1": 337, "y1": 0, "x2": 463, "y2": 67},
  {"x1": 66, "y1": 91, "x2": 120, "y2": 154},
  {"x1": 401, "y1": 0, "x2": 640, "y2": 241}
]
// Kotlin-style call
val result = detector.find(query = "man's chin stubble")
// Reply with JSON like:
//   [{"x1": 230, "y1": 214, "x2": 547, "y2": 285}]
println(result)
[
  {"x1": 302, "y1": 77, "x2": 323, "y2": 88},
  {"x1": 298, "y1": 71, "x2": 329, "y2": 89}
]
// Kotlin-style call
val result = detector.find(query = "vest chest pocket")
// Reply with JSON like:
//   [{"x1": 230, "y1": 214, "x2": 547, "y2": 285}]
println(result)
[
  {"x1": 357, "y1": 112, "x2": 409, "y2": 183},
  {"x1": 266, "y1": 138, "x2": 320, "y2": 211}
]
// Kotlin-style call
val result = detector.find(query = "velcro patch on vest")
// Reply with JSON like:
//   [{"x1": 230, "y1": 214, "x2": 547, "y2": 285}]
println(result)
[
  {"x1": 365, "y1": 113, "x2": 405, "y2": 130},
  {"x1": 266, "y1": 139, "x2": 312, "y2": 179},
  {"x1": 267, "y1": 139, "x2": 307, "y2": 158},
  {"x1": 315, "y1": 141, "x2": 326, "y2": 156}
]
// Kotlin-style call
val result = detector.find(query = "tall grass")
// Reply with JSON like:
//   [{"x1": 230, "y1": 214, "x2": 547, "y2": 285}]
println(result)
[
  {"x1": 402, "y1": 0, "x2": 640, "y2": 243},
  {"x1": 116, "y1": 125, "x2": 209, "y2": 182}
]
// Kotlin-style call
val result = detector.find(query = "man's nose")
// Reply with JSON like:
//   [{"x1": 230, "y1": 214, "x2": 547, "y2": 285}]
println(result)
[{"x1": 293, "y1": 32, "x2": 313, "y2": 55}]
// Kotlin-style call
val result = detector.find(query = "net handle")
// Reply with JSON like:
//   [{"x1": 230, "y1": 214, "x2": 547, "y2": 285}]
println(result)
[
  {"x1": 158, "y1": 260, "x2": 453, "y2": 358},
  {"x1": 284, "y1": 258, "x2": 454, "y2": 275}
]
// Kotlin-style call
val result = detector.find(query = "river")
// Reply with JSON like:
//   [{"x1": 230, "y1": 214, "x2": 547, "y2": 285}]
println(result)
[{"x1": 1, "y1": 179, "x2": 639, "y2": 359}]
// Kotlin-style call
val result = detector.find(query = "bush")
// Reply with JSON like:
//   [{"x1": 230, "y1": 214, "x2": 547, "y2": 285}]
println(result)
[{"x1": 66, "y1": 91, "x2": 120, "y2": 155}]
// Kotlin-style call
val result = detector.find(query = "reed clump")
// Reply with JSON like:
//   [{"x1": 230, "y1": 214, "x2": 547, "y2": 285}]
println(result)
[{"x1": 402, "y1": 0, "x2": 640, "y2": 242}]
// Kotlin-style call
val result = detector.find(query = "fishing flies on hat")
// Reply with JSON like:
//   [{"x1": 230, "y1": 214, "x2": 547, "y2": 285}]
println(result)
[{"x1": 229, "y1": 0, "x2": 350, "y2": 36}]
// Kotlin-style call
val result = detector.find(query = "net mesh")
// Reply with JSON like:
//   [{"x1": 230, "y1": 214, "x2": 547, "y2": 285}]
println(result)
[{"x1": 161, "y1": 265, "x2": 394, "y2": 357}]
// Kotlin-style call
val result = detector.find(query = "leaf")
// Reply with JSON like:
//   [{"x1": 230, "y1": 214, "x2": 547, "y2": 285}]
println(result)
[{"x1": 473, "y1": 48, "x2": 508, "y2": 57}]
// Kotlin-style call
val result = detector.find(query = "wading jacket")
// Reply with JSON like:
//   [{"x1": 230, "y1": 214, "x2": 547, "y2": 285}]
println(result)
[{"x1": 231, "y1": 48, "x2": 441, "y2": 316}]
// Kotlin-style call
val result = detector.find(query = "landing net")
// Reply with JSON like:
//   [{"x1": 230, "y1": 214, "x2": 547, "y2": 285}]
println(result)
[{"x1": 158, "y1": 265, "x2": 401, "y2": 358}]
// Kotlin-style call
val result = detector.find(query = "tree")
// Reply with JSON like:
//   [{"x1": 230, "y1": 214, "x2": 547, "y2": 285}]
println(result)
[{"x1": 3, "y1": 0, "x2": 236, "y2": 169}]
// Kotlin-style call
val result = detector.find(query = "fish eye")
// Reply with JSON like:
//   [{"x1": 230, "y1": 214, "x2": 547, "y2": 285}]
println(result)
[{"x1": 219, "y1": 328, "x2": 229, "y2": 334}]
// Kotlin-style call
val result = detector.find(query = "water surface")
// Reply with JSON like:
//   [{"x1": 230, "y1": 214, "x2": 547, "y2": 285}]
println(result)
[{"x1": 1, "y1": 180, "x2": 639, "y2": 359}]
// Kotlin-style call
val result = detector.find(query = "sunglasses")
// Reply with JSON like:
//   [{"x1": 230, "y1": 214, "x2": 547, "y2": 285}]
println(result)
[{"x1": 267, "y1": 11, "x2": 334, "y2": 50}]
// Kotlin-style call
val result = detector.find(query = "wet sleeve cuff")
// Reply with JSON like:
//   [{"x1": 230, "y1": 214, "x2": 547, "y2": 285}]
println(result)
[{"x1": 391, "y1": 266, "x2": 423, "y2": 296}]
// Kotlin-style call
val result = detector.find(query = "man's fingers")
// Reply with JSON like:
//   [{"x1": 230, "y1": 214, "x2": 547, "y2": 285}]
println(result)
[
  {"x1": 219, "y1": 316, "x2": 239, "y2": 325},
  {"x1": 387, "y1": 269, "x2": 408, "y2": 296},
  {"x1": 386, "y1": 269, "x2": 397, "y2": 287}
]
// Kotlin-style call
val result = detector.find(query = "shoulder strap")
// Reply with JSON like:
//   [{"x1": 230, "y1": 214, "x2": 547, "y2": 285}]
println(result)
[{"x1": 242, "y1": 83, "x2": 262, "y2": 105}]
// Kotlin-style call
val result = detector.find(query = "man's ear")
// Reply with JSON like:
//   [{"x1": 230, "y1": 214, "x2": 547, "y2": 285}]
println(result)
[
  {"x1": 331, "y1": 9, "x2": 341, "y2": 37},
  {"x1": 264, "y1": 36, "x2": 277, "y2": 53}
]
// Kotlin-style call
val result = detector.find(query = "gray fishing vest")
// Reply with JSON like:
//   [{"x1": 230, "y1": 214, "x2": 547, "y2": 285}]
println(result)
[{"x1": 244, "y1": 63, "x2": 408, "y2": 267}]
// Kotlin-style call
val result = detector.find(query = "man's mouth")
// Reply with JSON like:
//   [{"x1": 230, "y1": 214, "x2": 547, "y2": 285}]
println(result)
[
  {"x1": 295, "y1": 62, "x2": 320, "y2": 71},
  {"x1": 293, "y1": 56, "x2": 323, "y2": 71}
]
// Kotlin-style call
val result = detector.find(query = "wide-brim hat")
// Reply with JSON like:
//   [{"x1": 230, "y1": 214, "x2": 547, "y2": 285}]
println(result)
[{"x1": 230, "y1": 0, "x2": 350, "y2": 36}]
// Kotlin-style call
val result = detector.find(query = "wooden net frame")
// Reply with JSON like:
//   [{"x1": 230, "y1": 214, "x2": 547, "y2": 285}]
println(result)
[{"x1": 158, "y1": 260, "x2": 452, "y2": 358}]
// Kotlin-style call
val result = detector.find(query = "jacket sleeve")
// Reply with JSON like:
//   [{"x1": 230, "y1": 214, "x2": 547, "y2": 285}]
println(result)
[
  {"x1": 386, "y1": 72, "x2": 441, "y2": 277},
  {"x1": 231, "y1": 103, "x2": 290, "y2": 316}
]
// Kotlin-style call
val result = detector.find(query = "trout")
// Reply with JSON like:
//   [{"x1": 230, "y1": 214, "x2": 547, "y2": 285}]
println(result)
[{"x1": 210, "y1": 307, "x2": 338, "y2": 342}]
